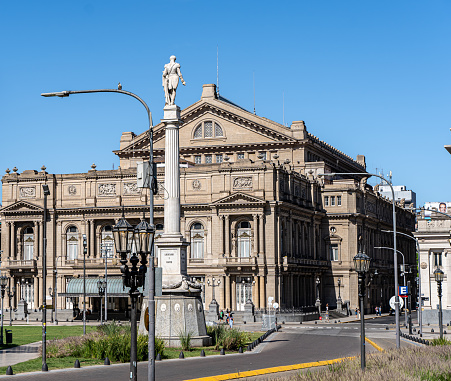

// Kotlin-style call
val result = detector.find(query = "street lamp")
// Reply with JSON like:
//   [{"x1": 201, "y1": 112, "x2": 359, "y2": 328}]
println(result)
[
  {"x1": 42, "y1": 183, "x2": 50, "y2": 372},
  {"x1": 0, "y1": 276, "x2": 8, "y2": 344},
  {"x1": 353, "y1": 250, "x2": 370, "y2": 370},
  {"x1": 97, "y1": 278, "x2": 107, "y2": 325},
  {"x1": 434, "y1": 267, "x2": 445, "y2": 339},
  {"x1": 82, "y1": 234, "x2": 87, "y2": 336},
  {"x1": 42, "y1": 86, "x2": 157, "y2": 381},
  {"x1": 48, "y1": 288, "x2": 54, "y2": 323},
  {"x1": 319, "y1": 171, "x2": 401, "y2": 348},
  {"x1": 7, "y1": 281, "x2": 15, "y2": 326},
  {"x1": 207, "y1": 277, "x2": 221, "y2": 303},
  {"x1": 337, "y1": 278, "x2": 342, "y2": 311},
  {"x1": 315, "y1": 276, "x2": 321, "y2": 313},
  {"x1": 113, "y1": 213, "x2": 155, "y2": 381}
]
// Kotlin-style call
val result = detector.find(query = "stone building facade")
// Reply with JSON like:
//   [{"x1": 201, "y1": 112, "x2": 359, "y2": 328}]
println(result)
[{"x1": 0, "y1": 84, "x2": 416, "y2": 317}]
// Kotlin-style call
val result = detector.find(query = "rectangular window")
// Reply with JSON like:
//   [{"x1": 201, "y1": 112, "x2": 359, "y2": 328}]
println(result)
[
  {"x1": 216, "y1": 154, "x2": 223, "y2": 163},
  {"x1": 205, "y1": 155, "x2": 212, "y2": 164},
  {"x1": 330, "y1": 244, "x2": 339, "y2": 261},
  {"x1": 237, "y1": 153, "x2": 245, "y2": 160},
  {"x1": 434, "y1": 253, "x2": 442, "y2": 267},
  {"x1": 194, "y1": 155, "x2": 201, "y2": 164},
  {"x1": 331, "y1": 196, "x2": 336, "y2": 206},
  {"x1": 324, "y1": 196, "x2": 329, "y2": 206},
  {"x1": 337, "y1": 196, "x2": 342, "y2": 206}
]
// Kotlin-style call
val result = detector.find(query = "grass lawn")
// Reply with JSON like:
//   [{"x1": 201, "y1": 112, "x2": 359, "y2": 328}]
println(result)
[
  {"x1": 0, "y1": 330, "x2": 267, "y2": 375},
  {"x1": 0, "y1": 325, "x2": 97, "y2": 349}
]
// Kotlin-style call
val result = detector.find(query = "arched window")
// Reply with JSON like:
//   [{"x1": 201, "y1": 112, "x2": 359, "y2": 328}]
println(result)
[
  {"x1": 66, "y1": 226, "x2": 79, "y2": 260},
  {"x1": 190, "y1": 223, "x2": 204, "y2": 259},
  {"x1": 101, "y1": 225, "x2": 114, "y2": 258},
  {"x1": 193, "y1": 121, "x2": 224, "y2": 139},
  {"x1": 237, "y1": 221, "x2": 251, "y2": 258},
  {"x1": 23, "y1": 227, "x2": 34, "y2": 260}
]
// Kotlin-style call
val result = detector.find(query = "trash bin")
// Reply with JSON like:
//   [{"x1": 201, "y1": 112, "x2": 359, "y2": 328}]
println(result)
[{"x1": 5, "y1": 329, "x2": 12, "y2": 344}]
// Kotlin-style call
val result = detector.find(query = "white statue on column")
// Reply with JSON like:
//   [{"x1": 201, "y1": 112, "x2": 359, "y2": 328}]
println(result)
[{"x1": 162, "y1": 55, "x2": 186, "y2": 106}]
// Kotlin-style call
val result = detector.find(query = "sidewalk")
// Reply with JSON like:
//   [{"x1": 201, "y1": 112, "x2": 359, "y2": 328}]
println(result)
[{"x1": 0, "y1": 341, "x2": 41, "y2": 367}]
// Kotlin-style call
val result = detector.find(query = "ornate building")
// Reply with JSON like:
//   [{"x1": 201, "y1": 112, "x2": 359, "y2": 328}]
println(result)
[{"x1": 0, "y1": 83, "x2": 416, "y2": 317}]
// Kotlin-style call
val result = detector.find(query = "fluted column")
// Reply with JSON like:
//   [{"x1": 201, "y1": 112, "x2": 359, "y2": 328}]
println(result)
[
  {"x1": 163, "y1": 106, "x2": 182, "y2": 236},
  {"x1": 253, "y1": 275, "x2": 260, "y2": 309},
  {"x1": 225, "y1": 215, "x2": 230, "y2": 256},
  {"x1": 225, "y1": 275, "x2": 231, "y2": 310},
  {"x1": 231, "y1": 276, "x2": 236, "y2": 311},
  {"x1": 259, "y1": 275, "x2": 266, "y2": 309},
  {"x1": 219, "y1": 215, "x2": 224, "y2": 257},
  {"x1": 259, "y1": 214, "x2": 264, "y2": 257},
  {"x1": 253, "y1": 214, "x2": 258, "y2": 256},
  {"x1": 34, "y1": 221, "x2": 39, "y2": 259},
  {"x1": 6, "y1": 222, "x2": 11, "y2": 260},
  {"x1": 10, "y1": 222, "x2": 15, "y2": 260},
  {"x1": 90, "y1": 220, "x2": 95, "y2": 258}
]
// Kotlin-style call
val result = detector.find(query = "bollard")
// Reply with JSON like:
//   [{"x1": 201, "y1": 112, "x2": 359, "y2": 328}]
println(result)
[
  {"x1": 200, "y1": 349, "x2": 206, "y2": 357},
  {"x1": 74, "y1": 359, "x2": 80, "y2": 368},
  {"x1": 247, "y1": 345, "x2": 252, "y2": 351},
  {"x1": 6, "y1": 366, "x2": 13, "y2": 375},
  {"x1": 334, "y1": 320, "x2": 337, "y2": 324},
  {"x1": 220, "y1": 348, "x2": 225, "y2": 355},
  {"x1": 156, "y1": 353, "x2": 162, "y2": 361},
  {"x1": 445, "y1": 330, "x2": 448, "y2": 335},
  {"x1": 300, "y1": 321, "x2": 302, "y2": 324},
  {"x1": 239, "y1": 347, "x2": 243, "y2": 353},
  {"x1": 179, "y1": 351, "x2": 184, "y2": 359},
  {"x1": 431, "y1": 329, "x2": 435, "y2": 333},
  {"x1": 104, "y1": 357, "x2": 110, "y2": 365}
]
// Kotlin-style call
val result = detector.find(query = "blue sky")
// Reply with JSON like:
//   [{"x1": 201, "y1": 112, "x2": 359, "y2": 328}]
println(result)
[{"x1": 1, "y1": 1, "x2": 450, "y2": 206}]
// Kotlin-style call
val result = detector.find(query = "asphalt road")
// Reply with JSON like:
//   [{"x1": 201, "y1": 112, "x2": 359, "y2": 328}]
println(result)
[{"x1": 1, "y1": 328, "x2": 372, "y2": 381}]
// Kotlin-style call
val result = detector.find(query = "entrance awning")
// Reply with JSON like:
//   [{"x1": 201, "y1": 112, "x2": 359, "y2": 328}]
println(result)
[{"x1": 59, "y1": 275, "x2": 147, "y2": 298}]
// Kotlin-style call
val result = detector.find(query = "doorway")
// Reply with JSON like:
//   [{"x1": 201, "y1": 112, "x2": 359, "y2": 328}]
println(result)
[{"x1": 236, "y1": 277, "x2": 253, "y2": 311}]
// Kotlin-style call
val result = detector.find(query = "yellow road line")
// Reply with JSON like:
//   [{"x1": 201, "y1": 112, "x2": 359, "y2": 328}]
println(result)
[
  {"x1": 183, "y1": 356, "x2": 355, "y2": 381},
  {"x1": 365, "y1": 337, "x2": 384, "y2": 352}
]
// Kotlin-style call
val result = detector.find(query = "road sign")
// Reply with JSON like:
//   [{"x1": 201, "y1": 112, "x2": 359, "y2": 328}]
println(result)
[
  {"x1": 390, "y1": 295, "x2": 404, "y2": 310},
  {"x1": 398, "y1": 286, "x2": 408, "y2": 298}
]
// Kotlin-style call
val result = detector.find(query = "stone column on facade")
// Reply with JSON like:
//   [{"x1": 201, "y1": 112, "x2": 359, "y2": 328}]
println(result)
[
  {"x1": 34, "y1": 277, "x2": 39, "y2": 310},
  {"x1": 231, "y1": 276, "x2": 236, "y2": 311},
  {"x1": 253, "y1": 214, "x2": 258, "y2": 256},
  {"x1": 287, "y1": 215, "x2": 292, "y2": 257},
  {"x1": 10, "y1": 222, "x2": 16, "y2": 260},
  {"x1": 39, "y1": 221, "x2": 44, "y2": 263},
  {"x1": 259, "y1": 275, "x2": 266, "y2": 309},
  {"x1": 219, "y1": 215, "x2": 224, "y2": 257},
  {"x1": 259, "y1": 214, "x2": 264, "y2": 257},
  {"x1": 253, "y1": 275, "x2": 260, "y2": 309},
  {"x1": 90, "y1": 220, "x2": 95, "y2": 258},
  {"x1": 6, "y1": 222, "x2": 11, "y2": 260},
  {"x1": 33, "y1": 221, "x2": 39, "y2": 260},
  {"x1": 225, "y1": 215, "x2": 230, "y2": 256},
  {"x1": 225, "y1": 275, "x2": 231, "y2": 310}
]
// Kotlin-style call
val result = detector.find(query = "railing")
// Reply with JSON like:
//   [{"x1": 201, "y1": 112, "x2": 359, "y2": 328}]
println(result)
[
  {"x1": 7, "y1": 259, "x2": 37, "y2": 268},
  {"x1": 283, "y1": 257, "x2": 329, "y2": 267},
  {"x1": 225, "y1": 256, "x2": 257, "y2": 265}
]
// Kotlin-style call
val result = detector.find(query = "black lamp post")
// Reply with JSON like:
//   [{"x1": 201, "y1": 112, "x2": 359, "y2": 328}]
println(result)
[
  {"x1": 0, "y1": 276, "x2": 8, "y2": 344},
  {"x1": 113, "y1": 213, "x2": 154, "y2": 381},
  {"x1": 7, "y1": 282, "x2": 15, "y2": 326},
  {"x1": 315, "y1": 276, "x2": 321, "y2": 313},
  {"x1": 434, "y1": 267, "x2": 445, "y2": 339},
  {"x1": 353, "y1": 250, "x2": 370, "y2": 370},
  {"x1": 97, "y1": 278, "x2": 106, "y2": 325}
]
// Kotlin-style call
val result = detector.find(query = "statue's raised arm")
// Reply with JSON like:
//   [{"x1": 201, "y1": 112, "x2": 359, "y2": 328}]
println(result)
[{"x1": 162, "y1": 55, "x2": 186, "y2": 106}]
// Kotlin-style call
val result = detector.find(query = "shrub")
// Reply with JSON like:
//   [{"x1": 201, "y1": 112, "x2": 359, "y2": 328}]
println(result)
[
  {"x1": 207, "y1": 324, "x2": 227, "y2": 348},
  {"x1": 219, "y1": 328, "x2": 250, "y2": 351},
  {"x1": 430, "y1": 337, "x2": 451, "y2": 346},
  {"x1": 179, "y1": 330, "x2": 193, "y2": 352}
]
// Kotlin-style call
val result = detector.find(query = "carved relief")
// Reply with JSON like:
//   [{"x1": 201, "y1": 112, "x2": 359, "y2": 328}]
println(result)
[
  {"x1": 123, "y1": 182, "x2": 140, "y2": 195},
  {"x1": 192, "y1": 179, "x2": 201, "y2": 191},
  {"x1": 68, "y1": 185, "x2": 77, "y2": 195},
  {"x1": 233, "y1": 177, "x2": 252, "y2": 189},
  {"x1": 98, "y1": 183, "x2": 116, "y2": 197},
  {"x1": 19, "y1": 187, "x2": 36, "y2": 198}
]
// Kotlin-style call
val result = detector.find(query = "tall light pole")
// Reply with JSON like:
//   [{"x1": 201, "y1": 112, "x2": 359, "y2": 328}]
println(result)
[
  {"x1": 54, "y1": 256, "x2": 62, "y2": 325},
  {"x1": 101, "y1": 244, "x2": 109, "y2": 323},
  {"x1": 0, "y1": 276, "x2": 8, "y2": 344},
  {"x1": 82, "y1": 234, "x2": 87, "y2": 336},
  {"x1": 318, "y1": 172, "x2": 401, "y2": 348},
  {"x1": 41, "y1": 87, "x2": 157, "y2": 381},
  {"x1": 42, "y1": 184, "x2": 50, "y2": 371},
  {"x1": 353, "y1": 250, "x2": 370, "y2": 370},
  {"x1": 434, "y1": 267, "x2": 444, "y2": 339},
  {"x1": 97, "y1": 278, "x2": 106, "y2": 325},
  {"x1": 7, "y1": 280, "x2": 15, "y2": 326},
  {"x1": 48, "y1": 288, "x2": 54, "y2": 323}
]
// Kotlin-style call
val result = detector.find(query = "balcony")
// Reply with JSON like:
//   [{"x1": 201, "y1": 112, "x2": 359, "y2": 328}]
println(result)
[
  {"x1": 283, "y1": 256, "x2": 330, "y2": 268},
  {"x1": 225, "y1": 256, "x2": 257, "y2": 266},
  {"x1": 7, "y1": 259, "x2": 37, "y2": 270}
]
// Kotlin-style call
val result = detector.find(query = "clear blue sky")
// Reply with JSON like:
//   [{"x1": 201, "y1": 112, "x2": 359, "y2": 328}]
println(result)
[{"x1": 1, "y1": 1, "x2": 450, "y2": 206}]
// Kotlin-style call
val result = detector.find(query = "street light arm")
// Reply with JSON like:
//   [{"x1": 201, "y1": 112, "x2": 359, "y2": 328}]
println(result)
[{"x1": 41, "y1": 89, "x2": 153, "y2": 128}]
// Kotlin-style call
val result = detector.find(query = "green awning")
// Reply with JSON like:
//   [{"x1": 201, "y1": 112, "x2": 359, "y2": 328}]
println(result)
[{"x1": 59, "y1": 275, "x2": 147, "y2": 298}]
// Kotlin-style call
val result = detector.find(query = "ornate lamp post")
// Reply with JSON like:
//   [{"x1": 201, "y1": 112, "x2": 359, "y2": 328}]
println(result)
[
  {"x1": 97, "y1": 278, "x2": 106, "y2": 325},
  {"x1": 113, "y1": 213, "x2": 155, "y2": 381},
  {"x1": 7, "y1": 282, "x2": 15, "y2": 326},
  {"x1": 315, "y1": 276, "x2": 321, "y2": 313},
  {"x1": 48, "y1": 288, "x2": 54, "y2": 323},
  {"x1": 353, "y1": 250, "x2": 371, "y2": 370},
  {"x1": 434, "y1": 267, "x2": 445, "y2": 339},
  {"x1": 0, "y1": 276, "x2": 8, "y2": 344},
  {"x1": 207, "y1": 277, "x2": 221, "y2": 303},
  {"x1": 337, "y1": 278, "x2": 342, "y2": 311}
]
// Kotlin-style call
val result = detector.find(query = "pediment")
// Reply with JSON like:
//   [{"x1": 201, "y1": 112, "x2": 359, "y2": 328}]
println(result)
[
  {"x1": 213, "y1": 192, "x2": 266, "y2": 206},
  {"x1": 1, "y1": 200, "x2": 44, "y2": 214},
  {"x1": 116, "y1": 96, "x2": 296, "y2": 157}
]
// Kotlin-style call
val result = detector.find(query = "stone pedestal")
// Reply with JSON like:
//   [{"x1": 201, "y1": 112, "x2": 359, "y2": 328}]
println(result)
[
  {"x1": 15, "y1": 299, "x2": 28, "y2": 320},
  {"x1": 206, "y1": 300, "x2": 219, "y2": 323},
  {"x1": 337, "y1": 297, "x2": 343, "y2": 311},
  {"x1": 243, "y1": 299, "x2": 255, "y2": 323},
  {"x1": 155, "y1": 290, "x2": 211, "y2": 347}
]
